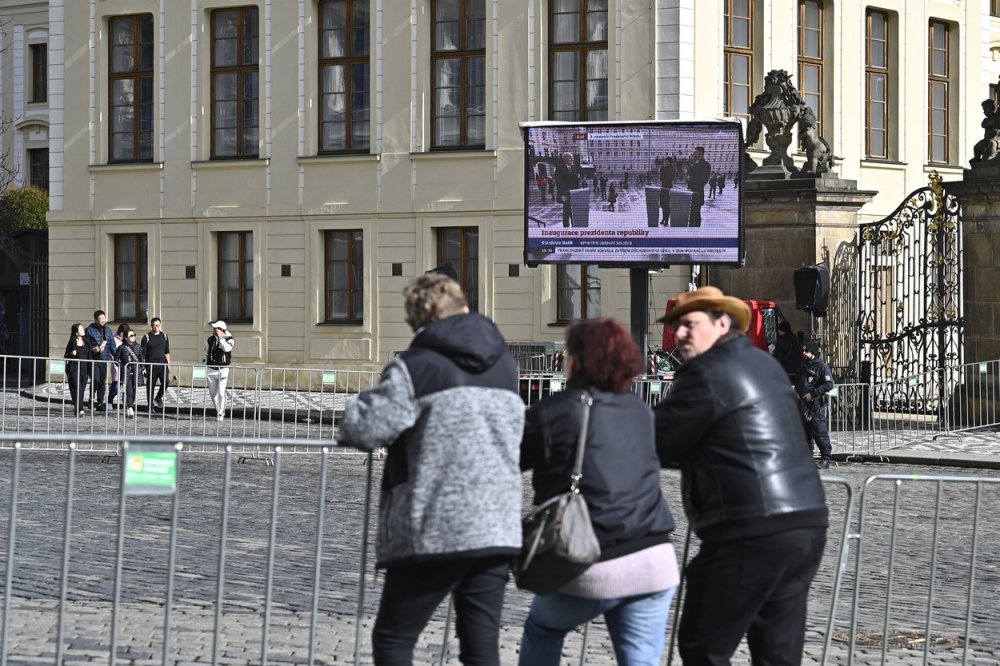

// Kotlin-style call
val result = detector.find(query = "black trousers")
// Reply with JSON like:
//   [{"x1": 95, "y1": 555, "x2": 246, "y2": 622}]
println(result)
[
  {"x1": 660, "y1": 189, "x2": 671, "y2": 224},
  {"x1": 89, "y1": 362, "x2": 107, "y2": 406},
  {"x1": 678, "y1": 527, "x2": 826, "y2": 666},
  {"x1": 804, "y1": 413, "x2": 832, "y2": 460},
  {"x1": 372, "y1": 555, "x2": 509, "y2": 666},
  {"x1": 689, "y1": 190, "x2": 705, "y2": 227},
  {"x1": 147, "y1": 364, "x2": 168, "y2": 405}
]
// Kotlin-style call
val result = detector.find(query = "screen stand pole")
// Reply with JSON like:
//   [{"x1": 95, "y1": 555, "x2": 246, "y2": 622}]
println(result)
[{"x1": 630, "y1": 268, "x2": 649, "y2": 360}]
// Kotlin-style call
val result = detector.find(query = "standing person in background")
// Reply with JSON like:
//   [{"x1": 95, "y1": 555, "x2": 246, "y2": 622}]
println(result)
[
  {"x1": 555, "y1": 151, "x2": 581, "y2": 227},
  {"x1": 107, "y1": 323, "x2": 130, "y2": 411},
  {"x1": 686, "y1": 146, "x2": 712, "y2": 227},
  {"x1": 64, "y1": 323, "x2": 93, "y2": 417},
  {"x1": 795, "y1": 340, "x2": 835, "y2": 469},
  {"x1": 659, "y1": 156, "x2": 676, "y2": 225},
  {"x1": 653, "y1": 286, "x2": 828, "y2": 665},
  {"x1": 114, "y1": 327, "x2": 142, "y2": 418},
  {"x1": 339, "y1": 273, "x2": 524, "y2": 666},
  {"x1": 772, "y1": 321, "x2": 802, "y2": 381},
  {"x1": 141, "y1": 317, "x2": 171, "y2": 412},
  {"x1": 84, "y1": 310, "x2": 116, "y2": 412},
  {"x1": 518, "y1": 318, "x2": 680, "y2": 665},
  {"x1": 204, "y1": 320, "x2": 236, "y2": 421}
]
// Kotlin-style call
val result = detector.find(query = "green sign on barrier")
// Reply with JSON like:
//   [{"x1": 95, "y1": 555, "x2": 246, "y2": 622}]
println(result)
[
  {"x1": 322, "y1": 371, "x2": 337, "y2": 385},
  {"x1": 980, "y1": 364, "x2": 988, "y2": 374},
  {"x1": 650, "y1": 382, "x2": 662, "y2": 394},
  {"x1": 549, "y1": 378, "x2": 563, "y2": 392},
  {"x1": 124, "y1": 444, "x2": 178, "y2": 496},
  {"x1": 192, "y1": 366, "x2": 207, "y2": 381},
  {"x1": 544, "y1": 342, "x2": 556, "y2": 355},
  {"x1": 908, "y1": 377, "x2": 918, "y2": 387},
  {"x1": 49, "y1": 360, "x2": 66, "y2": 375}
]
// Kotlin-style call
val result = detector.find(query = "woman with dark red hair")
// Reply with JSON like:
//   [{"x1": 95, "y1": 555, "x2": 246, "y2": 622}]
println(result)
[{"x1": 518, "y1": 318, "x2": 680, "y2": 665}]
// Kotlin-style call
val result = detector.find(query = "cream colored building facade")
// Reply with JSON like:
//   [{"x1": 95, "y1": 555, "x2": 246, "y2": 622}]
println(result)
[
  {"x1": 0, "y1": 0, "x2": 49, "y2": 193},
  {"x1": 41, "y1": 1, "x2": 993, "y2": 370}
]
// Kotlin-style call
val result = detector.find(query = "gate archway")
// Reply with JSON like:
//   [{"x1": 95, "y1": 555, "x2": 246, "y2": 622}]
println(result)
[{"x1": 857, "y1": 173, "x2": 963, "y2": 413}]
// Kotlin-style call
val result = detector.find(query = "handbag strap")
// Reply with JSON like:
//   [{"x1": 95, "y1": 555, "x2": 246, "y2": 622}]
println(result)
[{"x1": 568, "y1": 391, "x2": 593, "y2": 493}]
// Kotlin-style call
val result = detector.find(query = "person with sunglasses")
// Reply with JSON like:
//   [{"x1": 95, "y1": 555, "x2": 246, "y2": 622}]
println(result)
[{"x1": 114, "y1": 327, "x2": 142, "y2": 418}]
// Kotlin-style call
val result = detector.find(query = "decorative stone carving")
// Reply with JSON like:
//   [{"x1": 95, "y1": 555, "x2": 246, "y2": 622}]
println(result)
[
  {"x1": 745, "y1": 69, "x2": 833, "y2": 178},
  {"x1": 970, "y1": 96, "x2": 1000, "y2": 167}
]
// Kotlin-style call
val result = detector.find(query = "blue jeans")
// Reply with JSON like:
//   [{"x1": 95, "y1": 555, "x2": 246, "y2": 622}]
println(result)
[{"x1": 518, "y1": 587, "x2": 676, "y2": 666}]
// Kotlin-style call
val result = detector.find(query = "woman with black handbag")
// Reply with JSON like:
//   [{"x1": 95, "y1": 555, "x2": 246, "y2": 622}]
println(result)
[{"x1": 518, "y1": 318, "x2": 679, "y2": 665}]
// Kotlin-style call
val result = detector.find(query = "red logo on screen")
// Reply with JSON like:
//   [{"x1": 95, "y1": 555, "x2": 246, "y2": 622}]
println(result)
[{"x1": 573, "y1": 132, "x2": 588, "y2": 140}]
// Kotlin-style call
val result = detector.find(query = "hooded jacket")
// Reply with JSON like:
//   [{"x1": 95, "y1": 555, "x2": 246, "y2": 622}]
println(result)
[
  {"x1": 339, "y1": 312, "x2": 524, "y2": 567},
  {"x1": 654, "y1": 334, "x2": 828, "y2": 542}
]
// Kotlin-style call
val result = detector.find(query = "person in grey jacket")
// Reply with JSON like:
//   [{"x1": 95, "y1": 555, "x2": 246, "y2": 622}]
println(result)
[{"x1": 339, "y1": 273, "x2": 524, "y2": 666}]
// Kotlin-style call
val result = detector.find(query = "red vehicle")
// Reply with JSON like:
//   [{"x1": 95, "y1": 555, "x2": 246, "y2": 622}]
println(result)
[{"x1": 653, "y1": 298, "x2": 788, "y2": 372}]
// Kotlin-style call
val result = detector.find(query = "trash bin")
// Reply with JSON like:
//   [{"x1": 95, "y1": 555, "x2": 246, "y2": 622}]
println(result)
[
  {"x1": 569, "y1": 188, "x2": 591, "y2": 227},
  {"x1": 645, "y1": 186, "x2": 661, "y2": 227},
  {"x1": 668, "y1": 188, "x2": 693, "y2": 227}
]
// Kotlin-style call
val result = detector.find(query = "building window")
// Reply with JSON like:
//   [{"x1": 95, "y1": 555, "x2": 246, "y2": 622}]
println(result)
[
  {"x1": 557, "y1": 265, "x2": 600, "y2": 322},
  {"x1": 432, "y1": 0, "x2": 486, "y2": 149},
  {"x1": 319, "y1": 0, "x2": 370, "y2": 153},
  {"x1": 865, "y1": 10, "x2": 889, "y2": 159},
  {"x1": 29, "y1": 43, "x2": 47, "y2": 103},
  {"x1": 114, "y1": 234, "x2": 148, "y2": 322},
  {"x1": 437, "y1": 227, "x2": 478, "y2": 312},
  {"x1": 218, "y1": 231, "x2": 254, "y2": 322},
  {"x1": 211, "y1": 7, "x2": 259, "y2": 159},
  {"x1": 724, "y1": 0, "x2": 753, "y2": 120},
  {"x1": 797, "y1": 0, "x2": 823, "y2": 138},
  {"x1": 27, "y1": 148, "x2": 48, "y2": 192},
  {"x1": 324, "y1": 230, "x2": 363, "y2": 323},
  {"x1": 548, "y1": 0, "x2": 608, "y2": 121},
  {"x1": 109, "y1": 14, "x2": 154, "y2": 162},
  {"x1": 928, "y1": 20, "x2": 950, "y2": 164}
]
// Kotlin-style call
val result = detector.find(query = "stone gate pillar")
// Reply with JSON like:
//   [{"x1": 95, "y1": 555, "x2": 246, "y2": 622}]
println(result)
[
  {"x1": 947, "y1": 165, "x2": 1000, "y2": 363},
  {"x1": 707, "y1": 177, "x2": 875, "y2": 376}
]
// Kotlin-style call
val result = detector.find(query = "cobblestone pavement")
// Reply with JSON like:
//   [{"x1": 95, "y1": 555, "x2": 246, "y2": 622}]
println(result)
[{"x1": 3, "y1": 386, "x2": 1000, "y2": 664}]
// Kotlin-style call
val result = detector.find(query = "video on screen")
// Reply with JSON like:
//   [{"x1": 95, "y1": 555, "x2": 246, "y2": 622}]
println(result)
[{"x1": 523, "y1": 121, "x2": 743, "y2": 266}]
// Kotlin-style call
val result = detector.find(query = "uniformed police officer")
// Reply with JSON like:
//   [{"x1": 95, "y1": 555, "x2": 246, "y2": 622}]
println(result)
[{"x1": 795, "y1": 340, "x2": 835, "y2": 468}]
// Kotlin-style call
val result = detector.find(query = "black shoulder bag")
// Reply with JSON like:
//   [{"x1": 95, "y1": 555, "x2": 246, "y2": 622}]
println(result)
[{"x1": 514, "y1": 391, "x2": 601, "y2": 595}]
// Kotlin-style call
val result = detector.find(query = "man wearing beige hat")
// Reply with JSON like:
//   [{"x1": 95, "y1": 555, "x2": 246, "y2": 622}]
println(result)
[
  {"x1": 204, "y1": 320, "x2": 235, "y2": 421},
  {"x1": 653, "y1": 286, "x2": 828, "y2": 666}
]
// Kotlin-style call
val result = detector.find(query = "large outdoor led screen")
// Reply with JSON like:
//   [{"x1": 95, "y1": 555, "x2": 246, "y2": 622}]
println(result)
[{"x1": 522, "y1": 120, "x2": 744, "y2": 266}]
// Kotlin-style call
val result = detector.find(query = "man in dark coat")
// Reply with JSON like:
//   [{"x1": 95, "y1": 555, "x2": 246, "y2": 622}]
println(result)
[
  {"x1": 84, "y1": 310, "x2": 116, "y2": 411},
  {"x1": 686, "y1": 146, "x2": 711, "y2": 227},
  {"x1": 653, "y1": 286, "x2": 828, "y2": 666},
  {"x1": 772, "y1": 320, "x2": 802, "y2": 381},
  {"x1": 554, "y1": 151, "x2": 580, "y2": 227},
  {"x1": 795, "y1": 340, "x2": 835, "y2": 469}
]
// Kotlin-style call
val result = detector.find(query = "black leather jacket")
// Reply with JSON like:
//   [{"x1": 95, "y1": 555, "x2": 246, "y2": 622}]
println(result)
[
  {"x1": 522, "y1": 375, "x2": 676, "y2": 559},
  {"x1": 654, "y1": 334, "x2": 828, "y2": 541}
]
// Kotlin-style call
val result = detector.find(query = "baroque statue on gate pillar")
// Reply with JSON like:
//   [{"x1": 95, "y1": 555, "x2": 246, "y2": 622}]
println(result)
[
  {"x1": 969, "y1": 80, "x2": 1000, "y2": 168},
  {"x1": 745, "y1": 69, "x2": 834, "y2": 179}
]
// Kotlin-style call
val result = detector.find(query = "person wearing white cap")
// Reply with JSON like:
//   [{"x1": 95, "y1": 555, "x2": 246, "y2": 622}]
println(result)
[{"x1": 204, "y1": 320, "x2": 235, "y2": 421}]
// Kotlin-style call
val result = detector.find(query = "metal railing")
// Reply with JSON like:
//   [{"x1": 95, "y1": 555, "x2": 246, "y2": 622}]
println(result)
[
  {"x1": 4, "y1": 431, "x2": 997, "y2": 665},
  {"x1": 8, "y1": 350, "x2": 1000, "y2": 458}
]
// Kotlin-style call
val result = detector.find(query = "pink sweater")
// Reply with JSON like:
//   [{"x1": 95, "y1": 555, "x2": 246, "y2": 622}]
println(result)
[{"x1": 559, "y1": 543, "x2": 680, "y2": 599}]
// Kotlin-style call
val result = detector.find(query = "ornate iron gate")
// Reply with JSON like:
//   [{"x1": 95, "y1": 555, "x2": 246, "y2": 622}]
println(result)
[{"x1": 857, "y1": 174, "x2": 963, "y2": 413}]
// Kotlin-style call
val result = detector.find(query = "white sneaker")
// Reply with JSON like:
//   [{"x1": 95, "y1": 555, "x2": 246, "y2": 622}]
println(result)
[
  {"x1": 217, "y1": 412, "x2": 225, "y2": 421},
  {"x1": 78, "y1": 410, "x2": 85, "y2": 417},
  {"x1": 126, "y1": 408, "x2": 135, "y2": 417}
]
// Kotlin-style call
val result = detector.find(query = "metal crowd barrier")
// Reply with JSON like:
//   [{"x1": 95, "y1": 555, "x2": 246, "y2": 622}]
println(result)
[
  {"x1": 2, "y1": 432, "x2": 997, "y2": 665},
  {"x1": 10, "y1": 349, "x2": 1000, "y2": 459},
  {"x1": 842, "y1": 474, "x2": 1000, "y2": 664},
  {"x1": 943, "y1": 358, "x2": 1000, "y2": 435}
]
